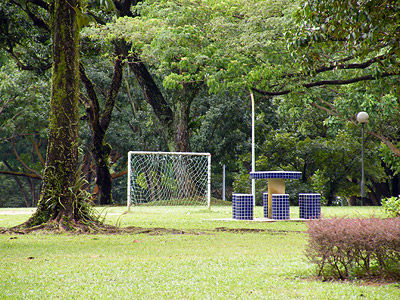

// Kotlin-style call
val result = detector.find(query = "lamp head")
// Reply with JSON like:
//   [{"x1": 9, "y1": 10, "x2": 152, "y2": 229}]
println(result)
[{"x1": 357, "y1": 112, "x2": 369, "y2": 124}]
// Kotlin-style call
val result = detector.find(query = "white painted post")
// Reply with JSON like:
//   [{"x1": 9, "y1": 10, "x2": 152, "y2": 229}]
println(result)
[
  {"x1": 127, "y1": 151, "x2": 132, "y2": 212},
  {"x1": 251, "y1": 92, "x2": 256, "y2": 206},
  {"x1": 208, "y1": 154, "x2": 212, "y2": 209},
  {"x1": 223, "y1": 164, "x2": 226, "y2": 201}
]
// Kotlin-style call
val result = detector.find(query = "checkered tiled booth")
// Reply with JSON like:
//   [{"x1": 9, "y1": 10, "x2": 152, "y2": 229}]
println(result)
[
  {"x1": 272, "y1": 194, "x2": 290, "y2": 220},
  {"x1": 232, "y1": 194, "x2": 253, "y2": 220},
  {"x1": 299, "y1": 193, "x2": 321, "y2": 219}
]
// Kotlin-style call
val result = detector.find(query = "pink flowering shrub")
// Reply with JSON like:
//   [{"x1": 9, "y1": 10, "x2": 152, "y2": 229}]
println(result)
[{"x1": 305, "y1": 217, "x2": 400, "y2": 280}]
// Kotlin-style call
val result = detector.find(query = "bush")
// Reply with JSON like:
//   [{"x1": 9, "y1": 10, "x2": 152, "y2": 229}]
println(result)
[
  {"x1": 305, "y1": 217, "x2": 400, "y2": 280},
  {"x1": 382, "y1": 196, "x2": 400, "y2": 218}
]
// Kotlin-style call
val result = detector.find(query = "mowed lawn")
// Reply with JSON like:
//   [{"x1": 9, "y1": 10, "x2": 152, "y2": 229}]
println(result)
[{"x1": 0, "y1": 206, "x2": 399, "y2": 299}]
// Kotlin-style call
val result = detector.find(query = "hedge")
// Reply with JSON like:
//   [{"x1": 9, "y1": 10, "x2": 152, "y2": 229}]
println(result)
[{"x1": 305, "y1": 217, "x2": 400, "y2": 280}]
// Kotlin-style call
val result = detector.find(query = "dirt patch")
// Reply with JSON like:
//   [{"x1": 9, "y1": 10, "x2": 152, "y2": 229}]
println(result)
[
  {"x1": 111, "y1": 226, "x2": 208, "y2": 235},
  {"x1": 214, "y1": 227, "x2": 303, "y2": 234},
  {"x1": 0, "y1": 225, "x2": 209, "y2": 235},
  {"x1": 0, "y1": 224, "x2": 305, "y2": 236}
]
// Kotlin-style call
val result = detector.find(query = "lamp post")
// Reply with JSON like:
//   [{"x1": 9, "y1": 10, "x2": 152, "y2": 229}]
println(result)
[
  {"x1": 250, "y1": 92, "x2": 256, "y2": 206},
  {"x1": 357, "y1": 111, "x2": 369, "y2": 206}
]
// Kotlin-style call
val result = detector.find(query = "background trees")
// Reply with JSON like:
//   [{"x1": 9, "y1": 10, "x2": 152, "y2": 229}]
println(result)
[
  {"x1": 1, "y1": 0, "x2": 399, "y2": 208},
  {"x1": 285, "y1": 0, "x2": 400, "y2": 204},
  {"x1": 0, "y1": 53, "x2": 49, "y2": 207}
]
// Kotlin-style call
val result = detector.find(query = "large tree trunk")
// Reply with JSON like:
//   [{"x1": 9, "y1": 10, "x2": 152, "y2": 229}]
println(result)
[{"x1": 24, "y1": 0, "x2": 90, "y2": 228}]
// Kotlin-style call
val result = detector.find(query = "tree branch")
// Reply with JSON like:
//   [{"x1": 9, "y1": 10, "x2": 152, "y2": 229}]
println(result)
[
  {"x1": 253, "y1": 72, "x2": 398, "y2": 96},
  {"x1": 25, "y1": 1, "x2": 50, "y2": 32},
  {"x1": 0, "y1": 169, "x2": 42, "y2": 179},
  {"x1": 79, "y1": 63, "x2": 100, "y2": 131},
  {"x1": 28, "y1": 137, "x2": 45, "y2": 167},
  {"x1": 1, "y1": 45, "x2": 51, "y2": 71},
  {"x1": 100, "y1": 54, "x2": 124, "y2": 131},
  {"x1": 111, "y1": 170, "x2": 128, "y2": 179},
  {"x1": 27, "y1": 0, "x2": 49, "y2": 10},
  {"x1": 313, "y1": 54, "x2": 387, "y2": 74},
  {"x1": 310, "y1": 102, "x2": 339, "y2": 116},
  {"x1": 11, "y1": 137, "x2": 42, "y2": 178},
  {"x1": 368, "y1": 131, "x2": 400, "y2": 157}
]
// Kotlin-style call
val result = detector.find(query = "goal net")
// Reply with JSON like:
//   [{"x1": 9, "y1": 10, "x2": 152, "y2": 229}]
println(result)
[{"x1": 127, "y1": 151, "x2": 211, "y2": 209}]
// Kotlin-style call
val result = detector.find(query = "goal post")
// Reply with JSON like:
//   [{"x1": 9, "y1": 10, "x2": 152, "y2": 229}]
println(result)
[{"x1": 127, "y1": 151, "x2": 211, "y2": 210}]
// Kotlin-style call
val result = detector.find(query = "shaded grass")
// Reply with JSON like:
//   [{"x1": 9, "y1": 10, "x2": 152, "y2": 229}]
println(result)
[{"x1": 0, "y1": 206, "x2": 399, "y2": 299}]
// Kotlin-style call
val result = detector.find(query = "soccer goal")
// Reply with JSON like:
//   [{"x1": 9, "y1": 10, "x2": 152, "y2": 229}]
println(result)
[{"x1": 127, "y1": 151, "x2": 211, "y2": 210}]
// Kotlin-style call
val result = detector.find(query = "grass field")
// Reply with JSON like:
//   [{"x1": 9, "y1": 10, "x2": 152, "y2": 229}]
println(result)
[{"x1": 0, "y1": 206, "x2": 399, "y2": 299}]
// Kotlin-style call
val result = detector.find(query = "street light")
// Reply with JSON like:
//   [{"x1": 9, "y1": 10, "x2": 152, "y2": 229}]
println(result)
[{"x1": 357, "y1": 111, "x2": 369, "y2": 206}]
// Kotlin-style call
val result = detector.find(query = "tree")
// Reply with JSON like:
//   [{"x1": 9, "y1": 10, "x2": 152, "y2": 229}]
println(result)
[
  {"x1": 79, "y1": 52, "x2": 124, "y2": 205},
  {"x1": 0, "y1": 0, "x2": 129, "y2": 205},
  {"x1": 0, "y1": 57, "x2": 49, "y2": 207},
  {"x1": 282, "y1": 0, "x2": 400, "y2": 156},
  {"x1": 88, "y1": 1, "x2": 203, "y2": 152},
  {"x1": 23, "y1": 0, "x2": 96, "y2": 230},
  {"x1": 87, "y1": 0, "x2": 292, "y2": 152}
]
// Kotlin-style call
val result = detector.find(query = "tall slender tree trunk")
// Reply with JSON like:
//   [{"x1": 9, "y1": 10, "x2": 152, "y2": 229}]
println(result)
[
  {"x1": 80, "y1": 54, "x2": 124, "y2": 205},
  {"x1": 168, "y1": 84, "x2": 200, "y2": 152}
]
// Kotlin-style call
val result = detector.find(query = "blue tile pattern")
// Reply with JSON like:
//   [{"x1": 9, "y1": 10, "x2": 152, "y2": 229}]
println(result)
[
  {"x1": 299, "y1": 193, "x2": 321, "y2": 219},
  {"x1": 232, "y1": 194, "x2": 253, "y2": 220},
  {"x1": 272, "y1": 194, "x2": 290, "y2": 220},
  {"x1": 249, "y1": 171, "x2": 302, "y2": 179},
  {"x1": 263, "y1": 192, "x2": 268, "y2": 218}
]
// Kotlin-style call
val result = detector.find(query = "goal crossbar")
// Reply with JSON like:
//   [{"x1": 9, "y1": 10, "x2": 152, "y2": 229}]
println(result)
[{"x1": 127, "y1": 151, "x2": 211, "y2": 209}]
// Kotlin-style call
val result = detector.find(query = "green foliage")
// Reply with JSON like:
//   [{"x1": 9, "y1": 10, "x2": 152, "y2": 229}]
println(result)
[
  {"x1": 232, "y1": 90, "x2": 390, "y2": 205},
  {"x1": 290, "y1": 0, "x2": 400, "y2": 72},
  {"x1": 309, "y1": 170, "x2": 328, "y2": 204},
  {"x1": 3, "y1": 0, "x2": 399, "y2": 209},
  {"x1": 0, "y1": 174, "x2": 27, "y2": 207},
  {"x1": 381, "y1": 196, "x2": 400, "y2": 218},
  {"x1": 286, "y1": 0, "x2": 400, "y2": 169},
  {"x1": 0, "y1": 1, "x2": 51, "y2": 72},
  {"x1": 0, "y1": 61, "x2": 50, "y2": 137},
  {"x1": 86, "y1": 0, "x2": 297, "y2": 94},
  {"x1": 379, "y1": 143, "x2": 400, "y2": 176},
  {"x1": 73, "y1": 7, "x2": 96, "y2": 29},
  {"x1": 0, "y1": 59, "x2": 49, "y2": 207}
]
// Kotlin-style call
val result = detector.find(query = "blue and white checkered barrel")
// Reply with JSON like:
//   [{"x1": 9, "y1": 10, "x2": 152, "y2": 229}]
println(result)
[
  {"x1": 272, "y1": 194, "x2": 290, "y2": 220},
  {"x1": 263, "y1": 193, "x2": 268, "y2": 218},
  {"x1": 232, "y1": 194, "x2": 254, "y2": 220},
  {"x1": 299, "y1": 193, "x2": 321, "y2": 219}
]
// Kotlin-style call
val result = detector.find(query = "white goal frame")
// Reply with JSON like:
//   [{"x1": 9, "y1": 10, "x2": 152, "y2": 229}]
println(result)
[{"x1": 127, "y1": 151, "x2": 211, "y2": 210}]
